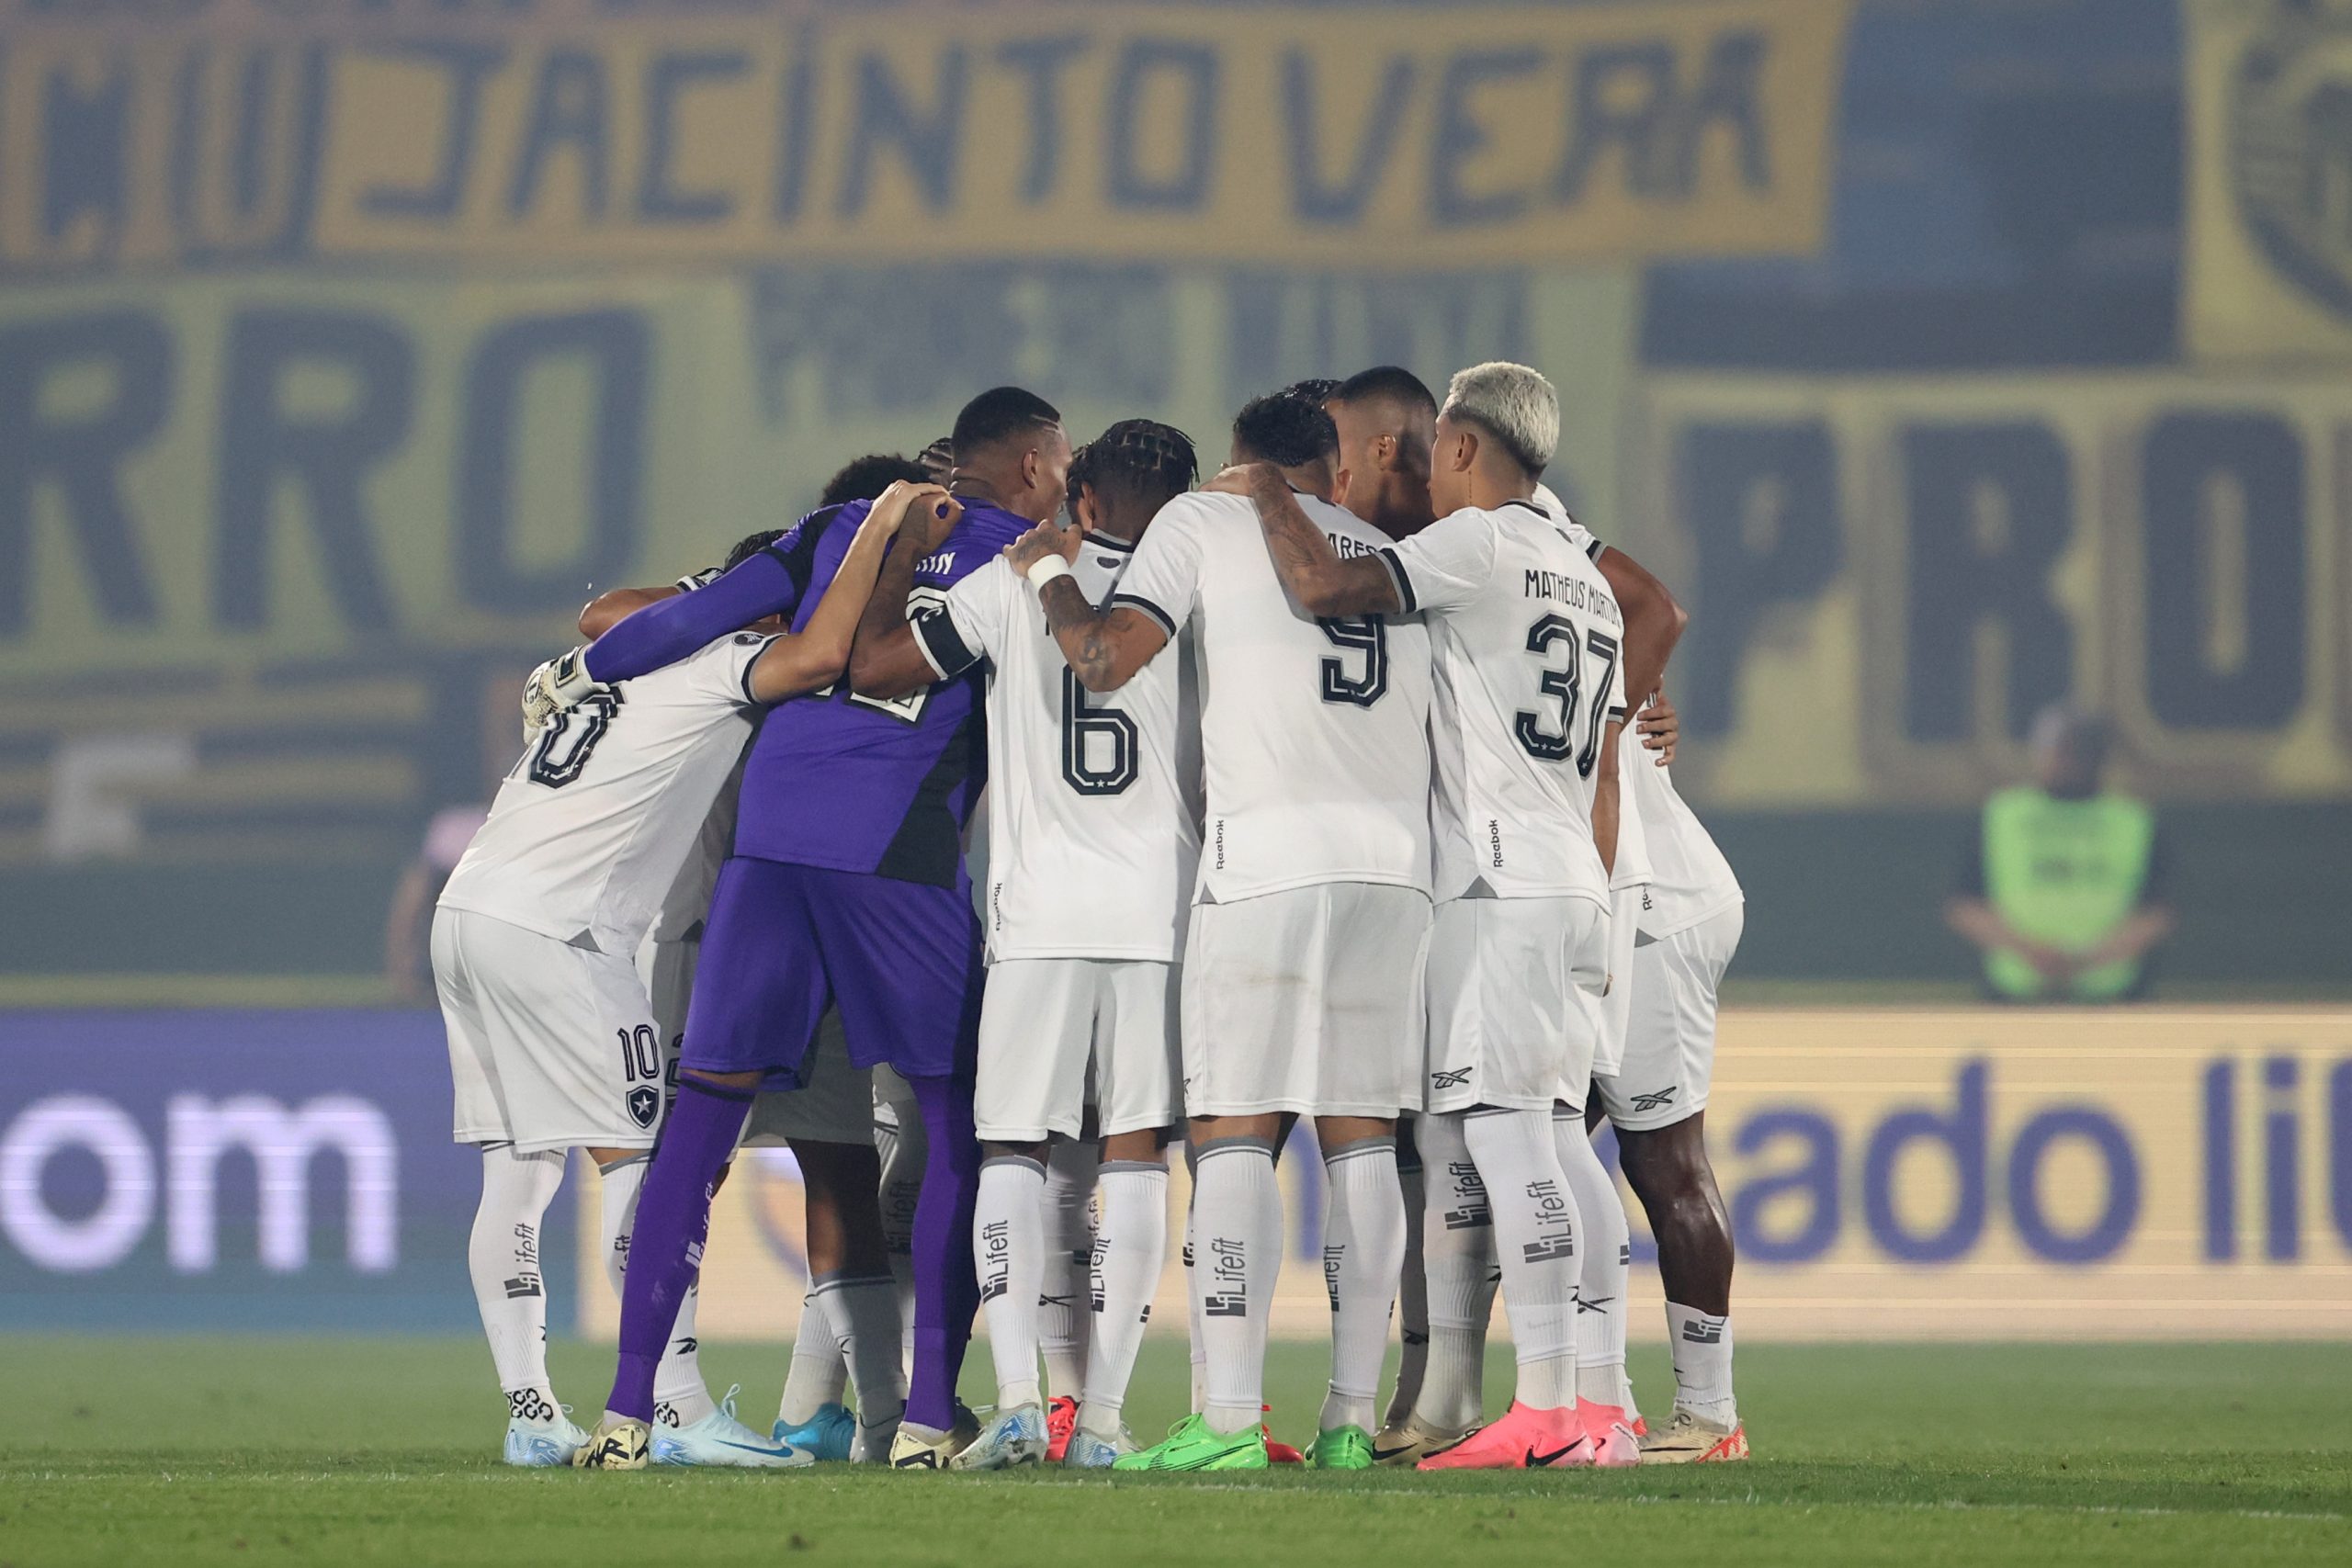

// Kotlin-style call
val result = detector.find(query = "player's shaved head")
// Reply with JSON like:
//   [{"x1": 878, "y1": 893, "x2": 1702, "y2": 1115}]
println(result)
[
  {"x1": 950, "y1": 385, "x2": 1072, "y2": 525},
  {"x1": 818, "y1": 453, "x2": 929, "y2": 510},
  {"x1": 1231, "y1": 390, "x2": 1340, "y2": 501},
  {"x1": 1327, "y1": 366, "x2": 1438, "y2": 538}
]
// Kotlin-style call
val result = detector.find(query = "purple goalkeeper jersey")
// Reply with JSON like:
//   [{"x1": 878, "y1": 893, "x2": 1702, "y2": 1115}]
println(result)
[{"x1": 732, "y1": 497, "x2": 1028, "y2": 884}]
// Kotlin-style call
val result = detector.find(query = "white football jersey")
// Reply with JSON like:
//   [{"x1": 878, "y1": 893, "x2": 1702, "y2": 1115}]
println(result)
[
  {"x1": 1627, "y1": 749, "x2": 1741, "y2": 939},
  {"x1": 439, "y1": 633, "x2": 772, "y2": 954},
  {"x1": 1385, "y1": 500, "x2": 1623, "y2": 906},
  {"x1": 915, "y1": 537, "x2": 1199, "y2": 962},
  {"x1": 648, "y1": 752, "x2": 745, "y2": 944},
  {"x1": 1533, "y1": 483, "x2": 1604, "y2": 562},
  {"x1": 1609, "y1": 710, "x2": 1655, "y2": 892},
  {"x1": 1114, "y1": 490, "x2": 1432, "y2": 903}
]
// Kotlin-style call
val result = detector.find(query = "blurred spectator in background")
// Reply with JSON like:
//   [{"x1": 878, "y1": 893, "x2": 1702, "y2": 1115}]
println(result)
[
  {"x1": 1946, "y1": 706, "x2": 2173, "y2": 1003},
  {"x1": 385, "y1": 660, "x2": 529, "y2": 1001}
]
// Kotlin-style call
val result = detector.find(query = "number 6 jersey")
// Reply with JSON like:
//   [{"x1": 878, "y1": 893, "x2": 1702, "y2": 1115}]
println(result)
[
  {"x1": 916, "y1": 537, "x2": 1200, "y2": 962},
  {"x1": 1109, "y1": 490, "x2": 1433, "y2": 905},
  {"x1": 438, "y1": 632, "x2": 774, "y2": 956},
  {"x1": 1380, "y1": 498, "x2": 1623, "y2": 908}
]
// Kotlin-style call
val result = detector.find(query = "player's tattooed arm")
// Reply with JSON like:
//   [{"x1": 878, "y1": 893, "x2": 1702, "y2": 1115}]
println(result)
[
  {"x1": 1591, "y1": 546, "x2": 1687, "y2": 727},
  {"x1": 1215, "y1": 463, "x2": 1401, "y2": 617},
  {"x1": 844, "y1": 485, "x2": 963, "y2": 697},
  {"x1": 753, "y1": 484, "x2": 940, "y2": 704},
  {"x1": 1007, "y1": 522, "x2": 1168, "y2": 692}
]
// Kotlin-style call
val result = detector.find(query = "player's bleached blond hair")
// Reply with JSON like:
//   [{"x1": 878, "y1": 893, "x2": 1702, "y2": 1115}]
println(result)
[{"x1": 1441, "y1": 361, "x2": 1558, "y2": 478}]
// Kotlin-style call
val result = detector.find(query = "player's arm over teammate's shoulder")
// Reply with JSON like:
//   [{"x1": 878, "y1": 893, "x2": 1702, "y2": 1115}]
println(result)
[
  {"x1": 842, "y1": 490, "x2": 967, "y2": 698},
  {"x1": 1213, "y1": 462, "x2": 1405, "y2": 617},
  {"x1": 744, "y1": 484, "x2": 946, "y2": 704},
  {"x1": 1008, "y1": 518, "x2": 1170, "y2": 694}
]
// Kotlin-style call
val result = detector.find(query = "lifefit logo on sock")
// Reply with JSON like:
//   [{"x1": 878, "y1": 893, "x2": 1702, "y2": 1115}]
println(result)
[
  {"x1": 507, "y1": 1389, "x2": 558, "y2": 1423},
  {"x1": 1089, "y1": 1235, "x2": 1110, "y2": 1313},
  {"x1": 978, "y1": 1220, "x2": 1011, "y2": 1303},
  {"x1": 514, "y1": 1223, "x2": 538, "y2": 1263},
  {"x1": 1204, "y1": 1235, "x2": 1248, "y2": 1317},
  {"x1": 1442, "y1": 1159, "x2": 1491, "y2": 1231},
  {"x1": 1322, "y1": 1244, "x2": 1344, "y2": 1312},
  {"x1": 1630, "y1": 1088, "x2": 1678, "y2": 1112},
  {"x1": 1680, "y1": 1318, "x2": 1724, "y2": 1344},
  {"x1": 1521, "y1": 1177, "x2": 1577, "y2": 1264},
  {"x1": 503, "y1": 1272, "x2": 542, "y2": 1299}
]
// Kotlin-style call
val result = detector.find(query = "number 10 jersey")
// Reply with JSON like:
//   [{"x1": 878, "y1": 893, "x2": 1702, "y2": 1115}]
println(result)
[{"x1": 917, "y1": 538, "x2": 1200, "y2": 963}]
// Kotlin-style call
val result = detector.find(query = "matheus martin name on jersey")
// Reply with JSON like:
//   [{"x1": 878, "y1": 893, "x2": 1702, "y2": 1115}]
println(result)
[{"x1": 1523, "y1": 569, "x2": 1621, "y2": 625}]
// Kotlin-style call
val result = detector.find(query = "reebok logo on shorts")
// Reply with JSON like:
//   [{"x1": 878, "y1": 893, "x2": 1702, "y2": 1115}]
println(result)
[{"x1": 1630, "y1": 1087, "x2": 1678, "y2": 1112}]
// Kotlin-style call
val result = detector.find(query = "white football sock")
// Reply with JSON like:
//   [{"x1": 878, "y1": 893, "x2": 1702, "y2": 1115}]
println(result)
[
  {"x1": 976, "y1": 1155, "x2": 1047, "y2": 1410},
  {"x1": 1193, "y1": 1139, "x2": 1282, "y2": 1436},
  {"x1": 877, "y1": 1110, "x2": 925, "y2": 1373},
  {"x1": 1667, "y1": 1303, "x2": 1737, "y2": 1426},
  {"x1": 1463, "y1": 1109, "x2": 1580, "y2": 1411},
  {"x1": 1182, "y1": 1194, "x2": 1207, "y2": 1413},
  {"x1": 1080, "y1": 1159, "x2": 1168, "y2": 1438},
  {"x1": 1413, "y1": 1111, "x2": 1499, "y2": 1434},
  {"x1": 469, "y1": 1145, "x2": 565, "y2": 1418},
  {"x1": 1384, "y1": 1140, "x2": 1429, "y2": 1430},
  {"x1": 1318, "y1": 1135, "x2": 1404, "y2": 1435},
  {"x1": 777, "y1": 1289, "x2": 850, "y2": 1426},
  {"x1": 599, "y1": 1152, "x2": 716, "y2": 1428},
  {"x1": 1040, "y1": 1140, "x2": 1098, "y2": 1403},
  {"x1": 813, "y1": 1269, "x2": 906, "y2": 1436},
  {"x1": 1553, "y1": 1109, "x2": 1635, "y2": 1414}
]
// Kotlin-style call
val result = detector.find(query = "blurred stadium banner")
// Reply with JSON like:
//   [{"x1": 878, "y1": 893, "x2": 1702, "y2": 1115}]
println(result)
[
  {"x1": 5, "y1": 1007, "x2": 2343, "y2": 1337},
  {"x1": 1631, "y1": 372, "x2": 2352, "y2": 807},
  {"x1": 0, "y1": 1, "x2": 1850, "y2": 273},
  {"x1": 578, "y1": 1009, "x2": 2352, "y2": 1345},
  {"x1": 0, "y1": 1010, "x2": 488, "y2": 1331},
  {"x1": 2185, "y1": 0, "x2": 2352, "y2": 360}
]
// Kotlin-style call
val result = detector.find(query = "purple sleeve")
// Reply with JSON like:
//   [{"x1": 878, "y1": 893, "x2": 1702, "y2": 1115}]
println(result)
[{"x1": 582, "y1": 515, "x2": 835, "y2": 682}]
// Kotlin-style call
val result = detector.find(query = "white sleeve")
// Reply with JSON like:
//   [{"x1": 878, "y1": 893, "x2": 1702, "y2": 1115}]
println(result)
[
  {"x1": 1534, "y1": 484, "x2": 1604, "y2": 561},
  {"x1": 1106, "y1": 499, "x2": 1205, "y2": 638},
  {"x1": 917, "y1": 562, "x2": 1007, "y2": 679},
  {"x1": 1383, "y1": 509, "x2": 1498, "y2": 616},
  {"x1": 684, "y1": 631, "x2": 781, "y2": 708}
]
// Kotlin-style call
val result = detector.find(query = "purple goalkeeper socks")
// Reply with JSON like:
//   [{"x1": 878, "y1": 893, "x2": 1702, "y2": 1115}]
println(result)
[
  {"x1": 605, "y1": 1076, "x2": 752, "y2": 1422},
  {"x1": 903, "y1": 1073, "x2": 981, "y2": 1431}
]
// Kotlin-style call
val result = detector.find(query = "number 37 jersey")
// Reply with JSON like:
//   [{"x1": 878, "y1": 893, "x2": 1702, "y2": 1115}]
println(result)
[
  {"x1": 1381, "y1": 499, "x2": 1623, "y2": 907},
  {"x1": 916, "y1": 539, "x2": 1201, "y2": 963},
  {"x1": 1112, "y1": 491, "x2": 1433, "y2": 905}
]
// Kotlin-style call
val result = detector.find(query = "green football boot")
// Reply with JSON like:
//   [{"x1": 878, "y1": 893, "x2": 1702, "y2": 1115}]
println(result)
[
  {"x1": 1112, "y1": 1414, "x2": 1271, "y2": 1472},
  {"x1": 1306, "y1": 1424, "x2": 1374, "y2": 1470}
]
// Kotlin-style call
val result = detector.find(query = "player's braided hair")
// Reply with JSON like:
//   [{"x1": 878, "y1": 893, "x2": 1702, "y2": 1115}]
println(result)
[
  {"x1": 1066, "y1": 418, "x2": 1200, "y2": 515},
  {"x1": 721, "y1": 529, "x2": 786, "y2": 572}
]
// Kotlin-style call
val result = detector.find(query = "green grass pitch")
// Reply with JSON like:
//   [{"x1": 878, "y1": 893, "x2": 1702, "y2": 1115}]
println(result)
[{"x1": 6, "y1": 1337, "x2": 2347, "y2": 1566}]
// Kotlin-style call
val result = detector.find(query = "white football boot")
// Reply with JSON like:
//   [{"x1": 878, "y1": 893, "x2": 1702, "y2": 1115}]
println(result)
[
  {"x1": 947, "y1": 1404, "x2": 1048, "y2": 1471},
  {"x1": 651, "y1": 1385, "x2": 814, "y2": 1469}
]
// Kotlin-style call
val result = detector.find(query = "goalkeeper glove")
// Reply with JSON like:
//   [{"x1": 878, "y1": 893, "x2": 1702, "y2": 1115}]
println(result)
[{"x1": 521, "y1": 647, "x2": 600, "y2": 738}]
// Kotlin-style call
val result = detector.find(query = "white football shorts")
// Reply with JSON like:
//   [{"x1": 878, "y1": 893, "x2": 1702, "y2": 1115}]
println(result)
[
  {"x1": 1424, "y1": 894, "x2": 1609, "y2": 1114},
  {"x1": 975, "y1": 958, "x2": 1181, "y2": 1142},
  {"x1": 1596, "y1": 903, "x2": 1743, "y2": 1132},
  {"x1": 435, "y1": 906, "x2": 666, "y2": 1154},
  {"x1": 1181, "y1": 882, "x2": 1433, "y2": 1119},
  {"x1": 1589, "y1": 882, "x2": 1642, "y2": 1081}
]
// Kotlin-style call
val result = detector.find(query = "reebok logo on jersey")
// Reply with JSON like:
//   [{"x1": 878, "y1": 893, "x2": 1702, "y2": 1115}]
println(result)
[{"x1": 1430, "y1": 1067, "x2": 1472, "y2": 1089}]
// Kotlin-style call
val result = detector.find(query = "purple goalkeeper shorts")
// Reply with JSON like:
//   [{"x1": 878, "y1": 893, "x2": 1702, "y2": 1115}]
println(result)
[{"x1": 681, "y1": 857, "x2": 982, "y2": 1089}]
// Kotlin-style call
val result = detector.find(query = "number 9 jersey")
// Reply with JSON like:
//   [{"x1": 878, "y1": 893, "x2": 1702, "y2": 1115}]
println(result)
[
  {"x1": 914, "y1": 536, "x2": 1200, "y2": 962},
  {"x1": 1107, "y1": 490, "x2": 1434, "y2": 903},
  {"x1": 1381, "y1": 498, "x2": 1623, "y2": 908}
]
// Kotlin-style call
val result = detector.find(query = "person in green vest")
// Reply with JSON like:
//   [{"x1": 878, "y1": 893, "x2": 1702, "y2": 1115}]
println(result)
[{"x1": 1945, "y1": 706, "x2": 2175, "y2": 1002}]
